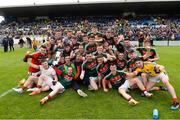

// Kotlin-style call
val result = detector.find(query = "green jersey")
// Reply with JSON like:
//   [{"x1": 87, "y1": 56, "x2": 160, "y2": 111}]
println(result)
[
  {"x1": 115, "y1": 59, "x2": 127, "y2": 71},
  {"x1": 104, "y1": 71, "x2": 126, "y2": 89},
  {"x1": 96, "y1": 62, "x2": 110, "y2": 78},
  {"x1": 58, "y1": 63, "x2": 77, "y2": 79},
  {"x1": 85, "y1": 43, "x2": 96, "y2": 53},
  {"x1": 127, "y1": 57, "x2": 143, "y2": 72},
  {"x1": 60, "y1": 74, "x2": 73, "y2": 88},
  {"x1": 136, "y1": 47, "x2": 157, "y2": 61},
  {"x1": 82, "y1": 60, "x2": 98, "y2": 76}
]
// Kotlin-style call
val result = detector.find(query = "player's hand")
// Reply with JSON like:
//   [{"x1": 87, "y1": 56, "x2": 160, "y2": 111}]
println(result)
[
  {"x1": 148, "y1": 59, "x2": 154, "y2": 62},
  {"x1": 80, "y1": 70, "x2": 85, "y2": 80},
  {"x1": 80, "y1": 75, "x2": 84, "y2": 80},
  {"x1": 74, "y1": 49, "x2": 79, "y2": 53},
  {"x1": 108, "y1": 45, "x2": 112, "y2": 50},
  {"x1": 26, "y1": 51, "x2": 31, "y2": 55}
]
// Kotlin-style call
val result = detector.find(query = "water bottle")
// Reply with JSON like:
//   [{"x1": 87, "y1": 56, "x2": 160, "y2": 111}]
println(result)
[{"x1": 153, "y1": 109, "x2": 158, "y2": 120}]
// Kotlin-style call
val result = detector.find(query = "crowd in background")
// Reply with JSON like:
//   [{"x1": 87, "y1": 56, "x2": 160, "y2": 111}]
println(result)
[{"x1": 0, "y1": 15, "x2": 180, "y2": 45}]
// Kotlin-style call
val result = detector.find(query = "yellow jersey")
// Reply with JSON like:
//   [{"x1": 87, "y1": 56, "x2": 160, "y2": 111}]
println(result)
[{"x1": 135, "y1": 62, "x2": 161, "y2": 77}]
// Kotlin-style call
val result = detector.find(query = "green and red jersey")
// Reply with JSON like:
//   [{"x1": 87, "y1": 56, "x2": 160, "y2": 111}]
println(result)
[
  {"x1": 104, "y1": 71, "x2": 126, "y2": 89},
  {"x1": 115, "y1": 59, "x2": 127, "y2": 71},
  {"x1": 57, "y1": 63, "x2": 77, "y2": 79},
  {"x1": 82, "y1": 60, "x2": 98, "y2": 76},
  {"x1": 127, "y1": 57, "x2": 143, "y2": 72},
  {"x1": 60, "y1": 74, "x2": 73, "y2": 88},
  {"x1": 136, "y1": 47, "x2": 157, "y2": 61},
  {"x1": 73, "y1": 59, "x2": 84, "y2": 79},
  {"x1": 96, "y1": 62, "x2": 110, "y2": 78},
  {"x1": 85, "y1": 43, "x2": 96, "y2": 53}
]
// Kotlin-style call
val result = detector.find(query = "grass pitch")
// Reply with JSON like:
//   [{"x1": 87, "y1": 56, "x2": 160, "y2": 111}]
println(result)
[{"x1": 0, "y1": 46, "x2": 180, "y2": 119}]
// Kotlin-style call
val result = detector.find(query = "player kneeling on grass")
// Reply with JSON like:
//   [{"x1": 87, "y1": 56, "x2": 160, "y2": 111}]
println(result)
[
  {"x1": 133, "y1": 58, "x2": 179, "y2": 110},
  {"x1": 80, "y1": 53, "x2": 99, "y2": 91},
  {"x1": 30, "y1": 73, "x2": 65, "y2": 105},
  {"x1": 13, "y1": 75, "x2": 51, "y2": 94},
  {"x1": 102, "y1": 64, "x2": 153, "y2": 105},
  {"x1": 13, "y1": 59, "x2": 64, "y2": 104},
  {"x1": 13, "y1": 59, "x2": 55, "y2": 94},
  {"x1": 33, "y1": 67, "x2": 87, "y2": 104}
]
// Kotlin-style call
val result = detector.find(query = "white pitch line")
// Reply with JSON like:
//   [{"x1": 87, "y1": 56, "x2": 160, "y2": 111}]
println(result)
[{"x1": 0, "y1": 89, "x2": 13, "y2": 98}]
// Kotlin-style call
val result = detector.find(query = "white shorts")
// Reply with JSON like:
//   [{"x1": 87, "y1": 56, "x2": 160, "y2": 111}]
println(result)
[
  {"x1": 149, "y1": 72, "x2": 168, "y2": 83},
  {"x1": 41, "y1": 75, "x2": 65, "y2": 92},
  {"x1": 118, "y1": 80, "x2": 130, "y2": 90},
  {"x1": 89, "y1": 77, "x2": 98, "y2": 81},
  {"x1": 28, "y1": 71, "x2": 41, "y2": 77},
  {"x1": 51, "y1": 82, "x2": 65, "y2": 93}
]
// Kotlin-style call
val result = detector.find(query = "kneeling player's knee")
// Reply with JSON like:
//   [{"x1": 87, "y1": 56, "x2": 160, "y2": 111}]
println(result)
[
  {"x1": 162, "y1": 78, "x2": 170, "y2": 86},
  {"x1": 141, "y1": 73, "x2": 147, "y2": 78},
  {"x1": 94, "y1": 87, "x2": 98, "y2": 90},
  {"x1": 92, "y1": 85, "x2": 98, "y2": 90},
  {"x1": 132, "y1": 78, "x2": 140, "y2": 84},
  {"x1": 39, "y1": 74, "x2": 46, "y2": 79},
  {"x1": 163, "y1": 81, "x2": 171, "y2": 87}
]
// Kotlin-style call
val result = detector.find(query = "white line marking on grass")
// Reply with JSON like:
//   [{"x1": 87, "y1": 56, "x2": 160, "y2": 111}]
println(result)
[{"x1": 0, "y1": 89, "x2": 13, "y2": 98}]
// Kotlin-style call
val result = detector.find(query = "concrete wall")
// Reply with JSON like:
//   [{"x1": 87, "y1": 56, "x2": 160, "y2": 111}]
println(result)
[{"x1": 131, "y1": 41, "x2": 180, "y2": 46}]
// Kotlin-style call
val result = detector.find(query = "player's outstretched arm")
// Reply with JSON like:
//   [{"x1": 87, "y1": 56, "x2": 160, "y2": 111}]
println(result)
[
  {"x1": 28, "y1": 62, "x2": 40, "y2": 69},
  {"x1": 125, "y1": 71, "x2": 137, "y2": 78}
]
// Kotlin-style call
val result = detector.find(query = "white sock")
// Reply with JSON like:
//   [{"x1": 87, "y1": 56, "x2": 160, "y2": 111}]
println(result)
[{"x1": 144, "y1": 91, "x2": 148, "y2": 94}]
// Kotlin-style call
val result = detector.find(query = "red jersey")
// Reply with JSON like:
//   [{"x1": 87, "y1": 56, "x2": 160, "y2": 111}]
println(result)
[{"x1": 28, "y1": 52, "x2": 46, "y2": 73}]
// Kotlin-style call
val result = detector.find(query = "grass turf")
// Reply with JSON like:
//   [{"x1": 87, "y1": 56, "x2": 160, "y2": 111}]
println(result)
[{"x1": 0, "y1": 46, "x2": 180, "y2": 119}]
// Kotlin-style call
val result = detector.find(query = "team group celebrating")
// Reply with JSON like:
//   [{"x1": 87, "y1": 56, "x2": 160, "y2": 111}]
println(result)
[{"x1": 12, "y1": 25, "x2": 179, "y2": 110}]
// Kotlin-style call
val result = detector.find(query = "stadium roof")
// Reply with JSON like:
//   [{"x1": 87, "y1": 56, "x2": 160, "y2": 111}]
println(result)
[
  {"x1": 0, "y1": 1, "x2": 180, "y2": 16},
  {"x1": 0, "y1": 0, "x2": 180, "y2": 8}
]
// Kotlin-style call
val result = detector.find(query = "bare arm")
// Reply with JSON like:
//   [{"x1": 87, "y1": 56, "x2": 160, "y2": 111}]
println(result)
[
  {"x1": 154, "y1": 64, "x2": 166, "y2": 73},
  {"x1": 125, "y1": 71, "x2": 138, "y2": 78},
  {"x1": 27, "y1": 61, "x2": 40, "y2": 69},
  {"x1": 106, "y1": 54, "x2": 116, "y2": 61}
]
